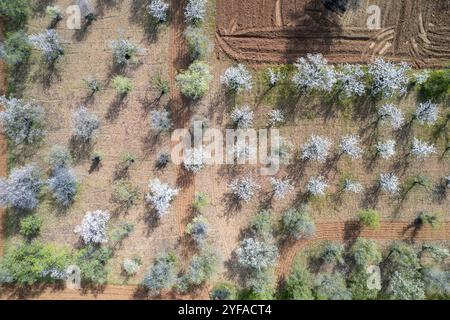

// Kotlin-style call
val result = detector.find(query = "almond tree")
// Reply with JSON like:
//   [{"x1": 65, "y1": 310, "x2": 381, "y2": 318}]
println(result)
[
  {"x1": 337, "y1": 64, "x2": 366, "y2": 97},
  {"x1": 343, "y1": 179, "x2": 363, "y2": 194},
  {"x1": 267, "y1": 109, "x2": 284, "y2": 126},
  {"x1": 220, "y1": 64, "x2": 252, "y2": 92},
  {"x1": 292, "y1": 53, "x2": 337, "y2": 93},
  {"x1": 235, "y1": 238, "x2": 278, "y2": 272},
  {"x1": 229, "y1": 176, "x2": 260, "y2": 202},
  {"x1": 183, "y1": 147, "x2": 204, "y2": 173},
  {"x1": 184, "y1": 0, "x2": 207, "y2": 24},
  {"x1": 150, "y1": 110, "x2": 172, "y2": 133},
  {"x1": 230, "y1": 105, "x2": 254, "y2": 128},
  {"x1": 270, "y1": 177, "x2": 294, "y2": 200},
  {"x1": 376, "y1": 139, "x2": 396, "y2": 160},
  {"x1": 0, "y1": 165, "x2": 42, "y2": 211},
  {"x1": 72, "y1": 106, "x2": 100, "y2": 142},
  {"x1": 379, "y1": 173, "x2": 400, "y2": 195},
  {"x1": 411, "y1": 138, "x2": 436, "y2": 159},
  {"x1": 0, "y1": 96, "x2": 45, "y2": 145},
  {"x1": 109, "y1": 36, "x2": 144, "y2": 66},
  {"x1": 368, "y1": 58, "x2": 411, "y2": 97},
  {"x1": 267, "y1": 68, "x2": 283, "y2": 86},
  {"x1": 413, "y1": 101, "x2": 439, "y2": 125},
  {"x1": 29, "y1": 29, "x2": 64, "y2": 64},
  {"x1": 146, "y1": 179, "x2": 179, "y2": 217},
  {"x1": 148, "y1": 0, "x2": 169, "y2": 22},
  {"x1": 378, "y1": 104, "x2": 405, "y2": 130},
  {"x1": 75, "y1": 210, "x2": 110, "y2": 244},
  {"x1": 340, "y1": 135, "x2": 363, "y2": 159},
  {"x1": 301, "y1": 135, "x2": 332, "y2": 162},
  {"x1": 307, "y1": 176, "x2": 329, "y2": 196},
  {"x1": 143, "y1": 252, "x2": 178, "y2": 295}
]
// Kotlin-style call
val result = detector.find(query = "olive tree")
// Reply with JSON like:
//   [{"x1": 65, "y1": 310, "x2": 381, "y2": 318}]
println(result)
[
  {"x1": 220, "y1": 64, "x2": 252, "y2": 92},
  {"x1": 301, "y1": 135, "x2": 332, "y2": 162},
  {"x1": 282, "y1": 207, "x2": 316, "y2": 240},
  {"x1": 176, "y1": 61, "x2": 212, "y2": 99},
  {"x1": 184, "y1": 26, "x2": 210, "y2": 60},
  {"x1": 229, "y1": 176, "x2": 260, "y2": 202},
  {"x1": 72, "y1": 106, "x2": 100, "y2": 142},
  {"x1": 147, "y1": 0, "x2": 169, "y2": 22},
  {"x1": 368, "y1": 58, "x2": 410, "y2": 97},
  {"x1": 47, "y1": 167, "x2": 77, "y2": 206},
  {"x1": 145, "y1": 179, "x2": 179, "y2": 217},
  {"x1": 29, "y1": 29, "x2": 64, "y2": 64},
  {"x1": 351, "y1": 238, "x2": 382, "y2": 267},
  {"x1": 47, "y1": 145, "x2": 72, "y2": 170},
  {"x1": 143, "y1": 252, "x2": 178, "y2": 295},
  {"x1": 0, "y1": 96, "x2": 45, "y2": 145},
  {"x1": 0, "y1": 31, "x2": 31, "y2": 67},
  {"x1": 0, "y1": 165, "x2": 42, "y2": 211},
  {"x1": 74, "y1": 210, "x2": 110, "y2": 245},
  {"x1": 292, "y1": 53, "x2": 337, "y2": 93},
  {"x1": 314, "y1": 273, "x2": 352, "y2": 300}
]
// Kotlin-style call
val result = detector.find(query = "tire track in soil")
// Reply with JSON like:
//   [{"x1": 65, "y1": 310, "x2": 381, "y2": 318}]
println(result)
[{"x1": 276, "y1": 221, "x2": 450, "y2": 278}]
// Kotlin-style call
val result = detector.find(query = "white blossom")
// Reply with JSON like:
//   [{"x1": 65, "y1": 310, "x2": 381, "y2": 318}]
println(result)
[
  {"x1": 376, "y1": 139, "x2": 396, "y2": 160},
  {"x1": 122, "y1": 258, "x2": 140, "y2": 276},
  {"x1": 301, "y1": 135, "x2": 332, "y2": 162},
  {"x1": 267, "y1": 109, "x2": 284, "y2": 126},
  {"x1": 146, "y1": 179, "x2": 179, "y2": 217},
  {"x1": 378, "y1": 104, "x2": 405, "y2": 130},
  {"x1": 230, "y1": 105, "x2": 253, "y2": 128},
  {"x1": 411, "y1": 138, "x2": 436, "y2": 159},
  {"x1": 337, "y1": 64, "x2": 366, "y2": 97},
  {"x1": 29, "y1": 29, "x2": 63, "y2": 63},
  {"x1": 150, "y1": 110, "x2": 172, "y2": 132},
  {"x1": 414, "y1": 70, "x2": 430, "y2": 85},
  {"x1": 340, "y1": 135, "x2": 363, "y2": 159},
  {"x1": 267, "y1": 68, "x2": 283, "y2": 86},
  {"x1": 379, "y1": 173, "x2": 400, "y2": 195},
  {"x1": 229, "y1": 176, "x2": 260, "y2": 202},
  {"x1": 307, "y1": 176, "x2": 329, "y2": 196},
  {"x1": 343, "y1": 179, "x2": 363, "y2": 194},
  {"x1": 414, "y1": 101, "x2": 439, "y2": 125},
  {"x1": 72, "y1": 106, "x2": 100, "y2": 142},
  {"x1": 293, "y1": 53, "x2": 337, "y2": 93},
  {"x1": 220, "y1": 64, "x2": 252, "y2": 92},
  {"x1": 185, "y1": 0, "x2": 207, "y2": 24},
  {"x1": 368, "y1": 58, "x2": 411, "y2": 97},
  {"x1": 75, "y1": 210, "x2": 110, "y2": 244},
  {"x1": 235, "y1": 238, "x2": 278, "y2": 271},
  {"x1": 183, "y1": 148, "x2": 204, "y2": 173},
  {"x1": 148, "y1": 0, "x2": 169, "y2": 22},
  {"x1": 270, "y1": 178, "x2": 294, "y2": 200},
  {"x1": 109, "y1": 37, "x2": 144, "y2": 65}
]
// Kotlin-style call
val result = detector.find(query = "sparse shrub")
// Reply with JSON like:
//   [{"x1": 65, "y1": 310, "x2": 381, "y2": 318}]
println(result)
[
  {"x1": 46, "y1": 5, "x2": 62, "y2": 22},
  {"x1": 221, "y1": 64, "x2": 252, "y2": 93},
  {"x1": 72, "y1": 106, "x2": 100, "y2": 142},
  {"x1": 420, "y1": 67, "x2": 450, "y2": 101},
  {"x1": 111, "y1": 222, "x2": 134, "y2": 245},
  {"x1": 0, "y1": 0, "x2": 30, "y2": 30},
  {"x1": 210, "y1": 282, "x2": 238, "y2": 300},
  {"x1": 410, "y1": 138, "x2": 436, "y2": 159},
  {"x1": 282, "y1": 207, "x2": 316, "y2": 240},
  {"x1": 339, "y1": 135, "x2": 363, "y2": 159},
  {"x1": 184, "y1": 0, "x2": 207, "y2": 24},
  {"x1": 192, "y1": 192, "x2": 209, "y2": 211},
  {"x1": 152, "y1": 75, "x2": 170, "y2": 97},
  {"x1": 47, "y1": 167, "x2": 77, "y2": 207},
  {"x1": 146, "y1": 179, "x2": 178, "y2": 217},
  {"x1": 186, "y1": 216, "x2": 209, "y2": 245},
  {"x1": 75, "y1": 245, "x2": 113, "y2": 285},
  {"x1": 150, "y1": 110, "x2": 172, "y2": 133},
  {"x1": 176, "y1": 61, "x2": 212, "y2": 99},
  {"x1": 357, "y1": 209, "x2": 380, "y2": 229},
  {"x1": 301, "y1": 135, "x2": 332, "y2": 162},
  {"x1": 143, "y1": 252, "x2": 178, "y2": 295},
  {"x1": 118, "y1": 152, "x2": 136, "y2": 171},
  {"x1": 47, "y1": 145, "x2": 72, "y2": 170},
  {"x1": 376, "y1": 139, "x2": 396, "y2": 160},
  {"x1": 112, "y1": 75, "x2": 133, "y2": 95},
  {"x1": 0, "y1": 31, "x2": 31, "y2": 67},
  {"x1": 110, "y1": 37, "x2": 144, "y2": 66},
  {"x1": 0, "y1": 96, "x2": 45, "y2": 145},
  {"x1": 417, "y1": 211, "x2": 441, "y2": 228},
  {"x1": 122, "y1": 257, "x2": 141, "y2": 276},
  {"x1": 112, "y1": 181, "x2": 140, "y2": 211},
  {"x1": 270, "y1": 177, "x2": 294, "y2": 200},
  {"x1": 235, "y1": 238, "x2": 278, "y2": 272},
  {"x1": 379, "y1": 172, "x2": 400, "y2": 195},
  {"x1": 230, "y1": 105, "x2": 254, "y2": 129},
  {"x1": 75, "y1": 210, "x2": 110, "y2": 245},
  {"x1": 184, "y1": 26, "x2": 210, "y2": 60},
  {"x1": 351, "y1": 238, "x2": 382, "y2": 267},
  {"x1": 148, "y1": 0, "x2": 169, "y2": 22},
  {"x1": 29, "y1": 29, "x2": 64, "y2": 64},
  {"x1": 0, "y1": 165, "x2": 42, "y2": 211},
  {"x1": 368, "y1": 58, "x2": 411, "y2": 97},
  {"x1": 284, "y1": 263, "x2": 314, "y2": 300},
  {"x1": 229, "y1": 176, "x2": 260, "y2": 202},
  {"x1": 0, "y1": 242, "x2": 70, "y2": 286},
  {"x1": 314, "y1": 273, "x2": 352, "y2": 300},
  {"x1": 336, "y1": 64, "x2": 366, "y2": 97},
  {"x1": 19, "y1": 215, "x2": 43, "y2": 239},
  {"x1": 377, "y1": 104, "x2": 405, "y2": 130},
  {"x1": 293, "y1": 53, "x2": 337, "y2": 93},
  {"x1": 82, "y1": 76, "x2": 101, "y2": 96},
  {"x1": 307, "y1": 176, "x2": 329, "y2": 197}
]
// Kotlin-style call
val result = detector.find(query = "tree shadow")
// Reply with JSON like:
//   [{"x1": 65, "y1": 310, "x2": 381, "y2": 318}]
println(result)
[{"x1": 106, "y1": 95, "x2": 128, "y2": 121}]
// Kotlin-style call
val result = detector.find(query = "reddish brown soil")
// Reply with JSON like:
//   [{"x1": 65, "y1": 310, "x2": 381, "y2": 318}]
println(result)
[{"x1": 216, "y1": 0, "x2": 450, "y2": 67}]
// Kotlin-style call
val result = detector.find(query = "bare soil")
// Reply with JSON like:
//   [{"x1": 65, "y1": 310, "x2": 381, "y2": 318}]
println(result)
[{"x1": 216, "y1": 0, "x2": 450, "y2": 67}]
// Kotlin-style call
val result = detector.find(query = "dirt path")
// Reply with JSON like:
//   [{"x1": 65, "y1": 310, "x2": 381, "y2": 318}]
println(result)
[{"x1": 277, "y1": 221, "x2": 450, "y2": 277}]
